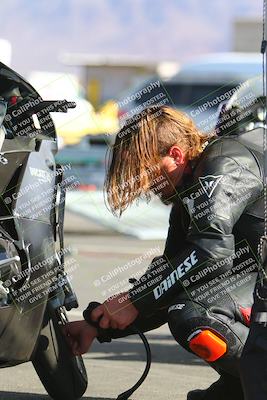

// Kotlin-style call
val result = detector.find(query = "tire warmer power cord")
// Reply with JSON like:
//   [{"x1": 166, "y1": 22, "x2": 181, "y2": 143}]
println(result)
[{"x1": 83, "y1": 302, "x2": 151, "y2": 400}]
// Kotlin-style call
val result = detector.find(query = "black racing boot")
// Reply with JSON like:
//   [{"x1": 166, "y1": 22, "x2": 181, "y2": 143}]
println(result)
[{"x1": 187, "y1": 373, "x2": 244, "y2": 400}]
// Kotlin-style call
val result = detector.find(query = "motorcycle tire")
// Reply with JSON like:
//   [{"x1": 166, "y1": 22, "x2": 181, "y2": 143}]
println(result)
[{"x1": 32, "y1": 307, "x2": 88, "y2": 400}]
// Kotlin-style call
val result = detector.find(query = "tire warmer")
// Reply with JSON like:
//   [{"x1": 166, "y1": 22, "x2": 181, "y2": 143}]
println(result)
[{"x1": 240, "y1": 1, "x2": 267, "y2": 398}]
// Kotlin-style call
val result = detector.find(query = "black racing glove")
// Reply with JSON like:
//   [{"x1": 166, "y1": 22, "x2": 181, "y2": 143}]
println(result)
[
  {"x1": 83, "y1": 301, "x2": 135, "y2": 343},
  {"x1": 83, "y1": 301, "x2": 112, "y2": 343}
]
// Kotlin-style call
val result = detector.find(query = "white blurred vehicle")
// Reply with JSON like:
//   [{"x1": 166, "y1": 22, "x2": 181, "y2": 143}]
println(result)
[{"x1": 117, "y1": 53, "x2": 262, "y2": 133}]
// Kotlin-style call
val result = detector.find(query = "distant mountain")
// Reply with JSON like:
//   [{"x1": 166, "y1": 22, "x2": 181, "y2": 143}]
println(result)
[{"x1": 0, "y1": 0, "x2": 262, "y2": 74}]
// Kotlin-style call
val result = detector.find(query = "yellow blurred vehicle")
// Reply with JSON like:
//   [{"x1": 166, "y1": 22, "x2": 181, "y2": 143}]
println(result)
[{"x1": 28, "y1": 72, "x2": 119, "y2": 145}]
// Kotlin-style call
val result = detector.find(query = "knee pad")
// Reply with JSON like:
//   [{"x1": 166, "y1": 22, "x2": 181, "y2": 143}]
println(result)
[
  {"x1": 168, "y1": 298, "x2": 250, "y2": 376},
  {"x1": 187, "y1": 328, "x2": 227, "y2": 362}
]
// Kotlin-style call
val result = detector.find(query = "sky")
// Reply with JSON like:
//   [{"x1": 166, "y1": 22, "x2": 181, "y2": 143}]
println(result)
[{"x1": 0, "y1": 0, "x2": 263, "y2": 75}]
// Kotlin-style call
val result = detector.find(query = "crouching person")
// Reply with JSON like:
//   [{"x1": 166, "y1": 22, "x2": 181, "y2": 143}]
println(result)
[{"x1": 64, "y1": 106, "x2": 263, "y2": 400}]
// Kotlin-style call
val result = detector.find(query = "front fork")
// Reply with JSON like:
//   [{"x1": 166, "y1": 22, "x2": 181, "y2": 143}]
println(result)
[{"x1": 48, "y1": 164, "x2": 79, "y2": 313}]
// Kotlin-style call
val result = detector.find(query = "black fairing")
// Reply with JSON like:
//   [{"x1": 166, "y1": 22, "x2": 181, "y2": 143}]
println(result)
[{"x1": 0, "y1": 62, "x2": 73, "y2": 365}]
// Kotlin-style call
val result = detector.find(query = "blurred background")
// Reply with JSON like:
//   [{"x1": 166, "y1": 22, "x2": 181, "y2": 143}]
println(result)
[{"x1": 0, "y1": 0, "x2": 262, "y2": 241}]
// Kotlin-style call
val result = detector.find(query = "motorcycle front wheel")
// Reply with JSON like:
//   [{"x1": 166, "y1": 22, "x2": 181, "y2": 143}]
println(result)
[{"x1": 32, "y1": 307, "x2": 88, "y2": 400}]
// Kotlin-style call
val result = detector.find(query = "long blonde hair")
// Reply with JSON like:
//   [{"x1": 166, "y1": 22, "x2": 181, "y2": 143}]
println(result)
[{"x1": 105, "y1": 105, "x2": 215, "y2": 215}]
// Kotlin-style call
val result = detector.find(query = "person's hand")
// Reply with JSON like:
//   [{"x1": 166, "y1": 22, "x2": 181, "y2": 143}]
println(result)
[
  {"x1": 62, "y1": 320, "x2": 97, "y2": 356},
  {"x1": 91, "y1": 292, "x2": 139, "y2": 330}
]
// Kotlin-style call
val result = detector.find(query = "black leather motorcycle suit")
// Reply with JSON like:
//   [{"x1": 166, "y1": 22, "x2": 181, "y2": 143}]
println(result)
[{"x1": 87, "y1": 134, "x2": 264, "y2": 377}]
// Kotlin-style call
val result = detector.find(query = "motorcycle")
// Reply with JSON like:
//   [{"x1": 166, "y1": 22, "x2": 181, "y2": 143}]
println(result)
[{"x1": 0, "y1": 62, "x2": 88, "y2": 400}]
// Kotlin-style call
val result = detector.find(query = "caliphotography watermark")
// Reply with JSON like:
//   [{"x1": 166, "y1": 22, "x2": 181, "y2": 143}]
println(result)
[
  {"x1": 93, "y1": 246, "x2": 162, "y2": 300},
  {"x1": 4, "y1": 246, "x2": 80, "y2": 312}
]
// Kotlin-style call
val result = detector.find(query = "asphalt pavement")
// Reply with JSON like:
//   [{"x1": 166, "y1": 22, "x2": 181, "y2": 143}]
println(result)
[{"x1": 0, "y1": 211, "x2": 217, "y2": 400}]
